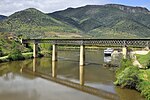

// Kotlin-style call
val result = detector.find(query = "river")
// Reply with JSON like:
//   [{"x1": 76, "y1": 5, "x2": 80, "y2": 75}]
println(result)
[{"x1": 0, "y1": 50, "x2": 145, "y2": 100}]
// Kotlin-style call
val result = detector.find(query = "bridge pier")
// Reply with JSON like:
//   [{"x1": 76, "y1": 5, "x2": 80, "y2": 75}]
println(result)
[
  {"x1": 122, "y1": 46, "x2": 127, "y2": 59},
  {"x1": 146, "y1": 41, "x2": 150, "y2": 50},
  {"x1": 80, "y1": 45, "x2": 85, "y2": 66},
  {"x1": 33, "y1": 43, "x2": 38, "y2": 58},
  {"x1": 52, "y1": 44, "x2": 57, "y2": 61}
]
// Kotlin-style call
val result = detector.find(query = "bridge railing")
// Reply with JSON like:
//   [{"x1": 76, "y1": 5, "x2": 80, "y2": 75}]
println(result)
[{"x1": 21, "y1": 39, "x2": 150, "y2": 47}]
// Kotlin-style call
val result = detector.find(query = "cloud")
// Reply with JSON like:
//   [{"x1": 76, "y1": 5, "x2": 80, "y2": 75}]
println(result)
[{"x1": 0, "y1": 0, "x2": 109, "y2": 16}]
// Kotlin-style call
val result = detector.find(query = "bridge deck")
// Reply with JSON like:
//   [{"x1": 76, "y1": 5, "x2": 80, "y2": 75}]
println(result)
[{"x1": 21, "y1": 39, "x2": 150, "y2": 47}]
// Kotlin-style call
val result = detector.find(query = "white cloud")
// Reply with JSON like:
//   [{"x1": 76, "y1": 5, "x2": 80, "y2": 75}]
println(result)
[{"x1": 0, "y1": 0, "x2": 109, "y2": 16}]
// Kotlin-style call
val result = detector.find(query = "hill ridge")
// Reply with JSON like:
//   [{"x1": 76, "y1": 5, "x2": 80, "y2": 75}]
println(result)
[
  {"x1": 105, "y1": 4, "x2": 149, "y2": 13},
  {"x1": 1, "y1": 4, "x2": 150, "y2": 38}
]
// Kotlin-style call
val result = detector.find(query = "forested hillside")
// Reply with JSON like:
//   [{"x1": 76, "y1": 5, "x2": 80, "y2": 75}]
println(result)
[
  {"x1": 0, "y1": 8, "x2": 81, "y2": 38},
  {"x1": 1, "y1": 4, "x2": 150, "y2": 38},
  {"x1": 49, "y1": 4, "x2": 150, "y2": 38}
]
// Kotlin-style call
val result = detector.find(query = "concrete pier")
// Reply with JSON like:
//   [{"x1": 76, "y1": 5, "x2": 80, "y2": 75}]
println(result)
[
  {"x1": 52, "y1": 44, "x2": 57, "y2": 61},
  {"x1": 33, "y1": 43, "x2": 38, "y2": 58},
  {"x1": 146, "y1": 41, "x2": 150, "y2": 50},
  {"x1": 122, "y1": 46, "x2": 127, "y2": 59},
  {"x1": 80, "y1": 45, "x2": 85, "y2": 66}
]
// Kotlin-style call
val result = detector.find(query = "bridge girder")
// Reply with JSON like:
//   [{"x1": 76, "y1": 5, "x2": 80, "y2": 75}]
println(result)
[{"x1": 22, "y1": 39, "x2": 150, "y2": 47}]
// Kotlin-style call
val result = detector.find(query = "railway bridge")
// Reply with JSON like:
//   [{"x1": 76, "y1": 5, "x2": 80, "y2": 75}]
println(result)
[{"x1": 21, "y1": 39, "x2": 150, "y2": 66}]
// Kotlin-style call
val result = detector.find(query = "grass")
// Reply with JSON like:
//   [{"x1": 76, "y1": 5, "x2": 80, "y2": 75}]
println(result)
[{"x1": 136, "y1": 52, "x2": 150, "y2": 68}]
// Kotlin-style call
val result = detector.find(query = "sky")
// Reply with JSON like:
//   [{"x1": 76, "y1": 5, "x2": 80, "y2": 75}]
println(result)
[{"x1": 0, "y1": 0, "x2": 150, "y2": 16}]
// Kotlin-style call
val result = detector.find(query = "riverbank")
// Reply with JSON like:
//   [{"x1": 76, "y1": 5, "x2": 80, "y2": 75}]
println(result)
[
  {"x1": 0, "y1": 47, "x2": 103, "y2": 63},
  {"x1": 0, "y1": 52, "x2": 33, "y2": 63},
  {"x1": 114, "y1": 51, "x2": 150, "y2": 100}
]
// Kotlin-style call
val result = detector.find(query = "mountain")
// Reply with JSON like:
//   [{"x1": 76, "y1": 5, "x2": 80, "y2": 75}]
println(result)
[
  {"x1": 0, "y1": 8, "x2": 81, "y2": 38},
  {"x1": 105, "y1": 4, "x2": 149, "y2": 13},
  {"x1": 49, "y1": 4, "x2": 150, "y2": 38},
  {"x1": 1, "y1": 4, "x2": 150, "y2": 38},
  {"x1": 0, "y1": 15, "x2": 7, "y2": 20}
]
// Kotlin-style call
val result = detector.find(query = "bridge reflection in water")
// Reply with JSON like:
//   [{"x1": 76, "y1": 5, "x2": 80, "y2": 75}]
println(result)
[{"x1": 21, "y1": 58, "x2": 119, "y2": 100}]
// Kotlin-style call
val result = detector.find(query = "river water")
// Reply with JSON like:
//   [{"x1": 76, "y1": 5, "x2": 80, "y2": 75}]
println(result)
[{"x1": 0, "y1": 50, "x2": 145, "y2": 100}]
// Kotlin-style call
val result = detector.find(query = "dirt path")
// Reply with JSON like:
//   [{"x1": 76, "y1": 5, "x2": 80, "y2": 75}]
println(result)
[
  {"x1": 133, "y1": 56, "x2": 143, "y2": 68},
  {"x1": 131, "y1": 50, "x2": 149, "y2": 68}
]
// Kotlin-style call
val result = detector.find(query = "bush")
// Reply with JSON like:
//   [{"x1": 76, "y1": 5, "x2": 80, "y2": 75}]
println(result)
[
  {"x1": 8, "y1": 49, "x2": 24, "y2": 61},
  {"x1": 137, "y1": 81, "x2": 150, "y2": 100},
  {"x1": 116, "y1": 59, "x2": 132, "y2": 76},
  {"x1": 115, "y1": 58, "x2": 150, "y2": 99},
  {"x1": 114, "y1": 66, "x2": 140, "y2": 89}
]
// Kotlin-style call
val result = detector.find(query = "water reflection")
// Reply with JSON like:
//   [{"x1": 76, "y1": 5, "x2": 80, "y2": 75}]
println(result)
[
  {"x1": 52, "y1": 61, "x2": 57, "y2": 78},
  {"x1": 0, "y1": 50, "x2": 145, "y2": 100},
  {"x1": 33, "y1": 58, "x2": 37, "y2": 72},
  {"x1": 22, "y1": 60, "x2": 119, "y2": 100},
  {"x1": 79, "y1": 66, "x2": 84, "y2": 86},
  {"x1": 104, "y1": 56, "x2": 111, "y2": 63}
]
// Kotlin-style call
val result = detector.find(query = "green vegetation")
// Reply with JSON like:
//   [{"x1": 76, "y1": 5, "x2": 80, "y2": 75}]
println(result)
[
  {"x1": 115, "y1": 66, "x2": 140, "y2": 88},
  {"x1": 0, "y1": 8, "x2": 80, "y2": 38},
  {"x1": 0, "y1": 32, "x2": 48, "y2": 62},
  {"x1": 0, "y1": 33, "x2": 30, "y2": 55},
  {"x1": 115, "y1": 59, "x2": 133, "y2": 76},
  {"x1": 50, "y1": 4, "x2": 150, "y2": 38},
  {"x1": 136, "y1": 52, "x2": 150, "y2": 68},
  {"x1": 39, "y1": 43, "x2": 52, "y2": 57},
  {"x1": 137, "y1": 70, "x2": 150, "y2": 100},
  {"x1": 115, "y1": 57, "x2": 150, "y2": 100},
  {"x1": 8, "y1": 48, "x2": 24, "y2": 61},
  {"x1": 0, "y1": 33, "x2": 33, "y2": 62},
  {"x1": 0, "y1": 4, "x2": 150, "y2": 38},
  {"x1": 0, "y1": 52, "x2": 34, "y2": 63},
  {"x1": 114, "y1": 59, "x2": 140, "y2": 89}
]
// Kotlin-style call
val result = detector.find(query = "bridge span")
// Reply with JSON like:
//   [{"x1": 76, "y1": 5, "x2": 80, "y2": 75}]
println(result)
[{"x1": 21, "y1": 39, "x2": 150, "y2": 66}]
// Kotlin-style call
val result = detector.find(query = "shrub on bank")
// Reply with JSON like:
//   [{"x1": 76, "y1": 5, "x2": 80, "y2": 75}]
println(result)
[
  {"x1": 136, "y1": 70, "x2": 150, "y2": 100},
  {"x1": 114, "y1": 65, "x2": 140, "y2": 89},
  {"x1": 115, "y1": 59, "x2": 150, "y2": 100},
  {"x1": 115, "y1": 59, "x2": 132, "y2": 76},
  {"x1": 8, "y1": 49, "x2": 24, "y2": 61},
  {"x1": 137, "y1": 81, "x2": 150, "y2": 100}
]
